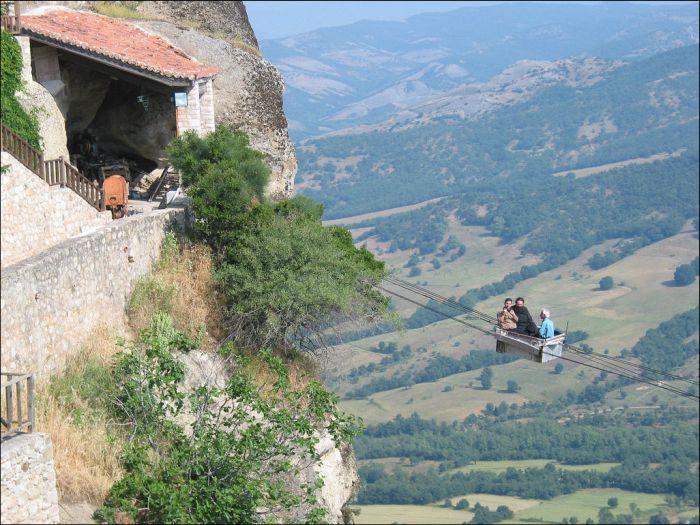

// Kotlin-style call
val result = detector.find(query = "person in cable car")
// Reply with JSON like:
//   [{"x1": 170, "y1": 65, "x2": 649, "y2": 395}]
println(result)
[
  {"x1": 497, "y1": 298, "x2": 518, "y2": 330},
  {"x1": 538, "y1": 309, "x2": 555, "y2": 339},
  {"x1": 512, "y1": 297, "x2": 539, "y2": 336}
]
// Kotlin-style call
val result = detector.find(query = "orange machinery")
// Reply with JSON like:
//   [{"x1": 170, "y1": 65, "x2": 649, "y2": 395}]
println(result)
[{"x1": 103, "y1": 175, "x2": 129, "y2": 219}]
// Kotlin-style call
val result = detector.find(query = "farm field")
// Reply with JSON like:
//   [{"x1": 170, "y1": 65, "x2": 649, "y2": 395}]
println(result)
[
  {"x1": 323, "y1": 196, "x2": 447, "y2": 226},
  {"x1": 551, "y1": 148, "x2": 686, "y2": 178},
  {"x1": 328, "y1": 226, "x2": 698, "y2": 424},
  {"x1": 513, "y1": 488, "x2": 695, "y2": 523},
  {"x1": 361, "y1": 220, "x2": 542, "y2": 315},
  {"x1": 445, "y1": 459, "x2": 620, "y2": 475},
  {"x1": 354, "y1": 504, "x2": 473, "y2": 524},
  {"x1": 339, "y1": 369, "x2": 530, "y2": 425},
  {"x1": 473, "y1": 225, "x2": 699, "y2": 354},
  {"x1": 357, "y1": 490, "x2": 699, "y2": 524},
  {"x1": 358, "y1": 458, "x2": 621, "y2": 477}
]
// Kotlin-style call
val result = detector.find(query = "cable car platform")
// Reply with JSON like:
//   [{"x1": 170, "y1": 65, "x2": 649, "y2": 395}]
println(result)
[{"x1": 494, "y1": 329, "x2": 566, "y2": 363}]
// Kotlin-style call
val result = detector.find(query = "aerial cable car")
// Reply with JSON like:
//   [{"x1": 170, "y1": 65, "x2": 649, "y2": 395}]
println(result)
[
  {"x1": 377, "y1": 277, "x2": 698, "y2": 399},
  {"x1": 494, "y1": 329, "x2": 566, "y2": 364}
]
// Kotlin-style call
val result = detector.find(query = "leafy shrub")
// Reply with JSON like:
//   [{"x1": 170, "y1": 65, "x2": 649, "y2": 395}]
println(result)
[
  {"x1": 0, "y1": 31, "x2": 41, "y2": 148},
  {"x1": 599, "y1": 276, "x2": 614, "y2": 290},
  {"x1": 96, "y1": 313, "x2": 361, "y2": 524},
  {"x1": 216, "y1": 204, "x2": 387, "y2": 354},
  {"x1": 674, "y1": 259, "x2": 698, "y2": 286},
  {"x1": 506, "y1": 379, "x2": 521, "y2": 393},
  {"x1": 167, "y1": 128, "x2": 271, "y2": 254},
  {"x1": 479, "y1": 367, "x2": 493, "y2": 390}
]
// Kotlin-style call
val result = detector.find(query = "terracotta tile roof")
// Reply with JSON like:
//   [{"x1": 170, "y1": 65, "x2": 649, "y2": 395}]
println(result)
[{"x1": 21, "y1": 10, "x2": 218, "y2": 81}]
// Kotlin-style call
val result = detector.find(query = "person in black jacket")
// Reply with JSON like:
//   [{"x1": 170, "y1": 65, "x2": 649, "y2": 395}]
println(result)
[{"x1": 512, "y1": 297, "x2": 539, "y2": 336}]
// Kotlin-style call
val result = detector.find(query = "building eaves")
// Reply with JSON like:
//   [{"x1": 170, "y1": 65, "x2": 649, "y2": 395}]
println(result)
[{"x1": 21, "y1": 10, "x2": 219, "y2": 82}]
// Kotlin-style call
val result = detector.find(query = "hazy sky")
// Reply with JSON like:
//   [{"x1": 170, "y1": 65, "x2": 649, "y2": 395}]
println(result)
[
  {"x1": 245, "y1": 1, "x2": 493, "y2": 39},
  {"x1": 244, "y1": 1, "x2": 697, "y2": 40}
]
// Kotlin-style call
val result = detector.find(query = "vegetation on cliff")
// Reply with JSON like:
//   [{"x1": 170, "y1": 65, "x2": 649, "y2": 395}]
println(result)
[
  {"x1": 168, "y1": 127, "x2": 389, "y2": 355},
  {"x1": 0, "y1": 27, "x2": 41, "y2": 149},
  {"x1": 38, "y1": 128, "x2": 385, "y2": 523},
  {"x1": 95, "y1": 313, "x2": 358, "y2": 524}
]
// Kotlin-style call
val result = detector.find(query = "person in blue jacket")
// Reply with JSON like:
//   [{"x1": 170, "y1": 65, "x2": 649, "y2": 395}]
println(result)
[{"x1": 538, "y1": 309, "x2": 555, "y2": 339}]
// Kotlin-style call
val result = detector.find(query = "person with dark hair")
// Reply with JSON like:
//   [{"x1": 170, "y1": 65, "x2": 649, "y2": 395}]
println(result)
[
  {"x1": 512, "y1": 297, "x2": 538, "y2": 336},
  {"x1": 497, "y1": 297, "x2": 518, "y2": 330}
]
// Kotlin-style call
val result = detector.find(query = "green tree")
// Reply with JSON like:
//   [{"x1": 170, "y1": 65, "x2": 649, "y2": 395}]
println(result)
[
  {"x1": 506, "y1": 379, "x2": 521, "y2": 393},
  {"x1": 554, "y1": 362, "x2": 564, "y2": 374},
  {"x1": 167, "y1": 127, "x2": 271, "y2": 255},
  {"x1": 608, "y1": 497, "x2": 619, "y2": 508},
  {"x1": 479, "y1": 367, "x2": 493, "y2": 390},
  {"x1": 455, "y1": 499, "x2": 469, "y2": 510},
  {"x1": 216, "y1": 207, "x2": 388, "y2": 354},
  {"x1": 648, "y1": 514, "x2": 670, "y2": 524},
  {"x1": 599, "y1": 276, "x2": 614, "y2": 290},
  {"x1": 167, "y1": 128, "x2": 389, "y2": 355},
  {"x1": 599, "y1": 507, "x2": 615, "y2": 523},
  {"x1": 674, "y1": 263, "x2": 696, "y2": 286}
]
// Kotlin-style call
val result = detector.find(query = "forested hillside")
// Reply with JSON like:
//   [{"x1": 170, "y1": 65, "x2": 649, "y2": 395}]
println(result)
[{"x1": 299, "y1": 45, "x2": 699, "y2": 219}]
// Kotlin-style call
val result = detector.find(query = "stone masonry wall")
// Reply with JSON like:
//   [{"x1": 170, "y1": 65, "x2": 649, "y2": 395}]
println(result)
[
  {"x1": 177, "y1": 81, "x2": 201, "y2": 136},
  {"x1": 200, "y1": 79, "x2": 216, "y2": 134},
  {"x1": 1, "y1": 152, "x2": 111, "y2": 268},
  {"x1": 0, "y1": 432, "x2": 60, "y2": 524},
  {"x1": 1, "y1": 202, "x2": 186, "y2": 378}
]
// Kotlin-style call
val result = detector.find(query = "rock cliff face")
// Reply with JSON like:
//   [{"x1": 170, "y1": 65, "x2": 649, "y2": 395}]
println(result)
[
  {"x1": 130, "y1": 0, "x2": 297, "y2": 199},
  {"x1": 132, "y1": 15, "x2": 297, "y2": 198},
  {"x1": 179, "y1": 351, "x2": 360, "y2": 524}
]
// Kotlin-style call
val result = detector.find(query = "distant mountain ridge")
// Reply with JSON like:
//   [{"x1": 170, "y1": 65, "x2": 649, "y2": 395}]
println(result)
[
  {"x1": 296, "y1": 44, "x2": 699, "y2": 219},
  {"x1": 261, "y1": 1, "x2": 699, "y2": 140},
  {"x1": 322, "y1": 56, "x2": 625, "y2": 138}
]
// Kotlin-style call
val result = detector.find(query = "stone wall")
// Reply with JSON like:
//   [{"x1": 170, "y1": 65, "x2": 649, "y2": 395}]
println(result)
[
  {"x1": 199, "y1": 79, "x2": 216, "y2": 134},
  {"x1": 0, "y1": 432, "x2": 60, "y2": 524},
  {"x1": 1, "y1": 152, "x2": 111, "y2": 268},
  {"x1": 0, "y1": 198, "x2": 187, "y2": 377},
  {"x1": 177, "y1": 81, "x2": 201, "y2": 135}
]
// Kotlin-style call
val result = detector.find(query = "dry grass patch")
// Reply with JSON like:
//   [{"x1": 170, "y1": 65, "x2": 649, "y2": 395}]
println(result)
[
  {"x1": 128, "y1": 238, "x2": 226, "y2": 351},
  {"x1": 34, "y1": 326, "x2": 125, "y2": 503},
  {"x1": 93, "y1": 2, "x2": 151, "y2": 19}
]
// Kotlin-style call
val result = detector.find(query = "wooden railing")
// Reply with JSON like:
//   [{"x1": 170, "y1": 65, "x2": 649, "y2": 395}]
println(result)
[
  {"x1": 1, "y1": 122, "x2": 105, "y2": 211},
  {"x1": 1, "y1": 372, "x2": 35, "y2": 433},
  {"x1": 1, "y1": 122, "x2": 43, "y2": 175},
  {"x1": 0, "y1": 1, "x2": 22, "y2": 34},
  {"x1": 0, "y1": 14, "x2": 20, "y2": 34}
]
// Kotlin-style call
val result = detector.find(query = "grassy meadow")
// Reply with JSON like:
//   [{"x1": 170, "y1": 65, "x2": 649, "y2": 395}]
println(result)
[
  {"x1": 327, "y1": 225, "x2": 698, "y2": 423},
  {"x1": 338, "y1": 221, "x2": 698, "y2": 525},
  {"x1": 357, "y1": 489, "x2": 699, "y2": 524}
]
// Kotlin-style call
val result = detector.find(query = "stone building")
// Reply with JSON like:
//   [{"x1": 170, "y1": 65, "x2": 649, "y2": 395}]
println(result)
[{"x1": 18, "y1": 6, "x2": 219, "y2": 169}]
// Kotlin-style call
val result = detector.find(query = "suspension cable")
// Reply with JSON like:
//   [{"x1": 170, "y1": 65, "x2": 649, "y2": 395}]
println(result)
[
  {"x1": 377, "y1": 282, "x2": 699, "y2": 400},
  {"x1": 383, "y1": 277, "x2": 698, "y2": 386}
]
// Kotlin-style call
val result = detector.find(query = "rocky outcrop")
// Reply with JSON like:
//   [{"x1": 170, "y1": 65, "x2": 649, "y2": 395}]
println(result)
[
  {"x1": 178, "y1": 350, "x2": 360, "y2": 524},
  {"x1": 16, "y1": 79, "x2": 70, "y2": 160},
  {"x1": 133, "y1": 13, "x2": 297, "y2": 199},
  {"x1": 14, "y1": 36, "x2": 69, "y2": 160},
  {"x1": 135, "y1": 1, "x2": 258, "y2": 50}
]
